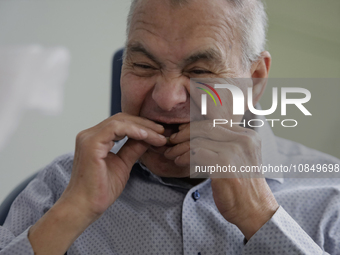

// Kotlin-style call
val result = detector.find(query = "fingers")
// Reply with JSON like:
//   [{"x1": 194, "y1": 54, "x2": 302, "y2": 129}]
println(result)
[
  {"x1": 169, "y1": 120, "x2": 252, "y2": 146},
  {"x1": 164, "y1": 141, "x2": 190, "y2": 160},
  {"x1": 98, "y1": 120, "x2": 166, "y2": 147},
  {"x1": 97, "y1": 113, "x2": 165, "y2": 134},
  {"x1": 165, "y1": 137, "x2": 228, "y2": 161},
  {"x1": 78, "y1": 113, "x2": 167, "y2": 151},
  {"x1": 173, "y1": 150, "x2": 191, "y2": 167},
  {"x1": 190, "y1": 147, "x2": 218, "y2": 167},
  {"x1": 166, "y1": 120, "x2": 261, "y2": 172},
  {"x1": 116, "y1": 139, "x2": 150, "y2": 171},
  {"x1": 167, "y1": 138, "x2": 232, "y2": 167}
]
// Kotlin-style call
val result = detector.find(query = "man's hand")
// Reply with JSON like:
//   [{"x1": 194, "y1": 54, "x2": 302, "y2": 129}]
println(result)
[
  {"x1": 62, "y1": 112, "x2": 166, "y2": 217},
  {"x1": 164, "y1": 121, "x2": 279, "y2": 240},
  {"x1": 28, "y1": 113, "x2": 166, "y2": 255}
]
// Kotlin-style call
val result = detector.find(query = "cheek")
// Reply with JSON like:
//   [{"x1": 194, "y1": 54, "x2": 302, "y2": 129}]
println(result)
[
  {"x1": 221, "y1": 80, "x2": 252, "y2": 121},
  {"x1": 120, "y1": 72, "x2": 156, "y2": 115}
]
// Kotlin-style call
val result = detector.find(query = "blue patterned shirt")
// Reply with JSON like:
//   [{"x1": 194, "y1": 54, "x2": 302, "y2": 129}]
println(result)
[{"x1": 1, "y1": 119, "x2": 340, "y2": 255}]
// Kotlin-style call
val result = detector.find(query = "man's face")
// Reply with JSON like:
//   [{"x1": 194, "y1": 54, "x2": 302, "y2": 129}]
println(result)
[{"x1": 121, "y1": 0, "x2": 250, "y2": 177}]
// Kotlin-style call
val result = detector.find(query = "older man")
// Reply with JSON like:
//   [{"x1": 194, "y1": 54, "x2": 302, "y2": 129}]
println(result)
[{"x1": 1, "y1": 0, "x2": 339, "y2": 254}]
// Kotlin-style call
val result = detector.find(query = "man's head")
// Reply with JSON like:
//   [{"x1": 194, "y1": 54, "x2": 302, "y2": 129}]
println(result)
[
  {"x1": 126, "y1": 0, "x2": 268, "y2": 71},
  {"x1": 120, "y1": 0, "x2": 271, "y2": 177}
]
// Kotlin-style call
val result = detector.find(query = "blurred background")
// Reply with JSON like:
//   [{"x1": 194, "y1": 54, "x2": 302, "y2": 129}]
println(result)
[{"x1": 0, "y1": 0, "x2": 339, "y2": 204}]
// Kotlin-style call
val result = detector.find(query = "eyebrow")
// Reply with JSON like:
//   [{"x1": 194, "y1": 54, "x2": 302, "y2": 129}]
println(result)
[
  {"x1": 126, "y1": 42, "x2": 162, "y2": 67},
  {"x1": 183, "y1": 48, "x2": 224, "y2": 66},
  {"x1": 126, "y1": 42, "x2": 224, "y2": 67}
]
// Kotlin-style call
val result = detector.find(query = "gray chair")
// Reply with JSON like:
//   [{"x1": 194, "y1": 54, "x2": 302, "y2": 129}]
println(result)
[{"x1": 0, "y1": 48, "x2": 124, "y2": 226}]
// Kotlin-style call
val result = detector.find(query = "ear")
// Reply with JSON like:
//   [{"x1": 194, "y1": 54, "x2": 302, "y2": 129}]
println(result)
[{"x1": 250, "y1": 51, "x2": 271, "y2": 105}]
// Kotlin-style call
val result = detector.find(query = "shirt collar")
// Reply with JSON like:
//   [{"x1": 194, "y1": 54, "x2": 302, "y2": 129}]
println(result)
[{"x1": 137, "y1": 161, "x2": 201, "y2": 190}]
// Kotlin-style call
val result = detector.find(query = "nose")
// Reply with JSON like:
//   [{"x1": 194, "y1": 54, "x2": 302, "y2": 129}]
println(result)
[{"x1": 152, "y1": 75, "x2": 189, "y2": 111}]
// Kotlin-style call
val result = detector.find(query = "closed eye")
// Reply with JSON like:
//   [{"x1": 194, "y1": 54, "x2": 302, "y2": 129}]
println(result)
[
  {"x1": 133, "y1": 63, "x2": 155, "y2": 69},
  {"x1": 190, "y1": 69, "x2": 212, "y2": 75}
]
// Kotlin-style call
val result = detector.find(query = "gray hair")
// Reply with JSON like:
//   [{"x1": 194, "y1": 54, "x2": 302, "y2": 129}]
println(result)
[{"x1": 126, "y1": 0, "x2": 268, "y2": 71}]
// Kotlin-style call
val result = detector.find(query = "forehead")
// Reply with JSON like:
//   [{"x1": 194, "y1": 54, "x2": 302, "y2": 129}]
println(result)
[{"x1": 127, "y1": 0, "x2": 239, "y2": 62}]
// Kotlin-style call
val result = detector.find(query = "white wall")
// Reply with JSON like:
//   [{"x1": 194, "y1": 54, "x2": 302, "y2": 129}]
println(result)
[
  {"x1": 263, "y1": 0, "x2": 340, "y2": 160},
  {"x1": 0, "y1": 0, "x2": 131, "y2": 203},
  {"x1": 0, "y1": 0, "x2": 339, "y2": 204}
]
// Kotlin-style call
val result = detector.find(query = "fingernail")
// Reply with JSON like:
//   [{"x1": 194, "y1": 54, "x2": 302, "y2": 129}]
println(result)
[
  {"x1": 179, "y1": 124, "x2": 188, "y2": 130},
  {"x1": 140, "y1": 129, "x2": 148, "y2": 137},
  {"x1": 165, "y1": 147, "x2": 172, "y2": 154},
  {"x1": 159, "y1": 134, "x2": 165, "y2": 139},
  {"x1": 170, "y1": 133, "x2": 177, "y2": 140}
]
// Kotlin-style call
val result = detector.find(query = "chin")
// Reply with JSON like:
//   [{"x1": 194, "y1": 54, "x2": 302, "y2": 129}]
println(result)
[{"x1": 140, "y1": 150, "x2": 190, "y2": 178}]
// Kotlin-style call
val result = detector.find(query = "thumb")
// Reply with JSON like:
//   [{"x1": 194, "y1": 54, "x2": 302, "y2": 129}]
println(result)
[{"x1": 116, "y1": 139, "x2": 149, "y2": 170}]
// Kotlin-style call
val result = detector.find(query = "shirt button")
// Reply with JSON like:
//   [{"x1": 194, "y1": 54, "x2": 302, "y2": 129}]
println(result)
[{"x1": 192, "y1": 190, "x2": 200, "y2": 201}]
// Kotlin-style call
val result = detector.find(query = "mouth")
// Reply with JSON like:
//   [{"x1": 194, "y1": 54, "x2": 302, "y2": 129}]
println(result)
[
  {"x1": 147, "y1": 119, "x2": 189, "y2": 153},
  {"x1": 155, "y1": 121, "x2": 181, "y2": 138}
]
